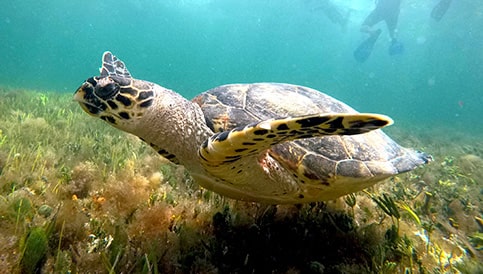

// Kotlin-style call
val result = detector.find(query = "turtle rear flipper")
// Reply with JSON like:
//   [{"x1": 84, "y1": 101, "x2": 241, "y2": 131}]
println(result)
[
  {"x1": 199, "y1": 113, "x2": 392, "y2": 166},
  {"x1": 100, "y1": 51, "x2": 132, "y2": 78}
]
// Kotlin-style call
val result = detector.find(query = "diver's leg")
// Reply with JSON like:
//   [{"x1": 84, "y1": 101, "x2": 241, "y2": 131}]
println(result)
[
  {"x1": 431, "y1": 0, "x2": 452, "y2": 21},
  {"x1": 355, "y1": 9, "x2": 383, "y2": 62},
  {"x1": 385, "y1": 11, "x2": 404, "y2": 55},
  {"x1": 361, "y1": 10, "x2": 382, "y2": 35},
  {"x1": 385, "y1": 12, "x2": 400, "y2": 41}
]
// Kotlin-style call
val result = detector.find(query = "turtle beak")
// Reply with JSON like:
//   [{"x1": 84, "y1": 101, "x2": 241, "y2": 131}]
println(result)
[
  {"x1": 73, "y1": 77, "x2": 98, "y2": 102},
  {"x1": 73, "y1": 85, "x2": 94, "y2": 115},
  {"x1": 73, "y1": 81, "x2": 104, "y2": 116},
  {"x1": 73, "y1": 84, "x2": 87, "y2": 103}
]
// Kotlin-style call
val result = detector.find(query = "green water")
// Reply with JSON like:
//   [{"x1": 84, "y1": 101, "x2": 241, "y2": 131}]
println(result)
[{"x1": 1, "y1": 0, "x2": 482, "y2": 133}]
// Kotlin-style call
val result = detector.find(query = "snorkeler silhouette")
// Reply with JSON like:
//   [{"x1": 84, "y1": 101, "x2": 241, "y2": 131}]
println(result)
[
  {"x1": 354, "y1": 0, "x2": 403, "y2": 63},
  {"x1": 431, "y1": 0, "x2": 452, "y2": 21},
  {"x1": 312, "y1": 0, "x2": 351, "y2": 30}
]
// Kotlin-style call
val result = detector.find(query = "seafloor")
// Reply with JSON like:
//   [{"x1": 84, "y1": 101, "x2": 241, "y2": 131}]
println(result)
[{"x1": 0, "y1": 88, "x2": 481, "y2": 273}]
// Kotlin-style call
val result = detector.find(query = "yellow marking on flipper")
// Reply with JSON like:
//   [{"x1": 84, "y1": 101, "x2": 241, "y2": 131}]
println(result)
[{"x1": 199, "y1": 113, "x2": 393, "y2": 165}]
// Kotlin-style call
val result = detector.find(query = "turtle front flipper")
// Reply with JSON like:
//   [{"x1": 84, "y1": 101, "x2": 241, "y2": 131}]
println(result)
[
  {"x1": 196, "y1": 113, "x2": 393, "y2": 203},
  {"x1": 199, "y1": 113, "x2": 392, "y2": 165}
]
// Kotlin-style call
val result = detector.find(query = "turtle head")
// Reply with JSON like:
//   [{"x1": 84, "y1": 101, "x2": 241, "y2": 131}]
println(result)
[{"x1": 74, "y1": 51, "x2": 155, "y2": 129}]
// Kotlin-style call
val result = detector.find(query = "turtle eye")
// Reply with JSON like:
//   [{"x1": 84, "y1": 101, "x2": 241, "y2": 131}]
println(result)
[{"x1": 96, "y1": 82, "x2": 119, "y2": 100}]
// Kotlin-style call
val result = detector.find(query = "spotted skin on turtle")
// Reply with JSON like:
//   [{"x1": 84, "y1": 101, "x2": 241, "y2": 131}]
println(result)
[{"x1": 74, "y1": 51, "x2": 431, "y2": 204}]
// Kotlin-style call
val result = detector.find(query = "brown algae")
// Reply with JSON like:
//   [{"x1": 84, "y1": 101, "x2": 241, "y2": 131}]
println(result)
[{"x1": 0, "y1": 87, "x2": 481, "y2": 273}]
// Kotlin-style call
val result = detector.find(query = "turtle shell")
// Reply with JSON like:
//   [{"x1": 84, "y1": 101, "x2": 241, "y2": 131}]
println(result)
[{"x1": 192, "y1": 83, "x2": 429, "y2": 193}]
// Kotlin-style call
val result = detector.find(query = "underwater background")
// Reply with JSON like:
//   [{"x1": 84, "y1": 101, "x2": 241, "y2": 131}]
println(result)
[
  {"x1": 1, "y1": 0, "x2": 482, "y2": 134},
  {"x1": 0, "y1": 0, "x2": 482, "y2": 273}
]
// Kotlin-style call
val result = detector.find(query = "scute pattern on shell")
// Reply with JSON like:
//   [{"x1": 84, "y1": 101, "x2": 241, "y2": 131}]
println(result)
[{"x1": 194, "y1": 83, "x2": 430, "y2": 189}]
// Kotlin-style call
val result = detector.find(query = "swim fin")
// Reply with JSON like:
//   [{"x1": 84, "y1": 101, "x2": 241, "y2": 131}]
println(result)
[
  {"x1": 353, "y1": 29, "x2": 382, "y2": 63},
  {"x1": 388, "y1": 39, "x2": 404, "y2": 55},
  {"x1": 431, "y1": 0, "x2": 452, "y2": 21}
]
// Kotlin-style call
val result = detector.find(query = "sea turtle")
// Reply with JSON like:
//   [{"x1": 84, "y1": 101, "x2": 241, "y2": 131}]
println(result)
[{"x1": 73, "y1": 52, "x2": 431, "y2": 204}]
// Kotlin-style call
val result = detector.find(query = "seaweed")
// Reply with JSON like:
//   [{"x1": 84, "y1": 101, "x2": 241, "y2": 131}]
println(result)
[{"x1": 0, "y1": 87, "x2": 481, "y2": 273}]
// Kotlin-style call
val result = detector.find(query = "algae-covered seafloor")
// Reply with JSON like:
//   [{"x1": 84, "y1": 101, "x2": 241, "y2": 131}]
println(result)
[{"x1": 0, "y1": 87, "x2": 481, "y2": 273}]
